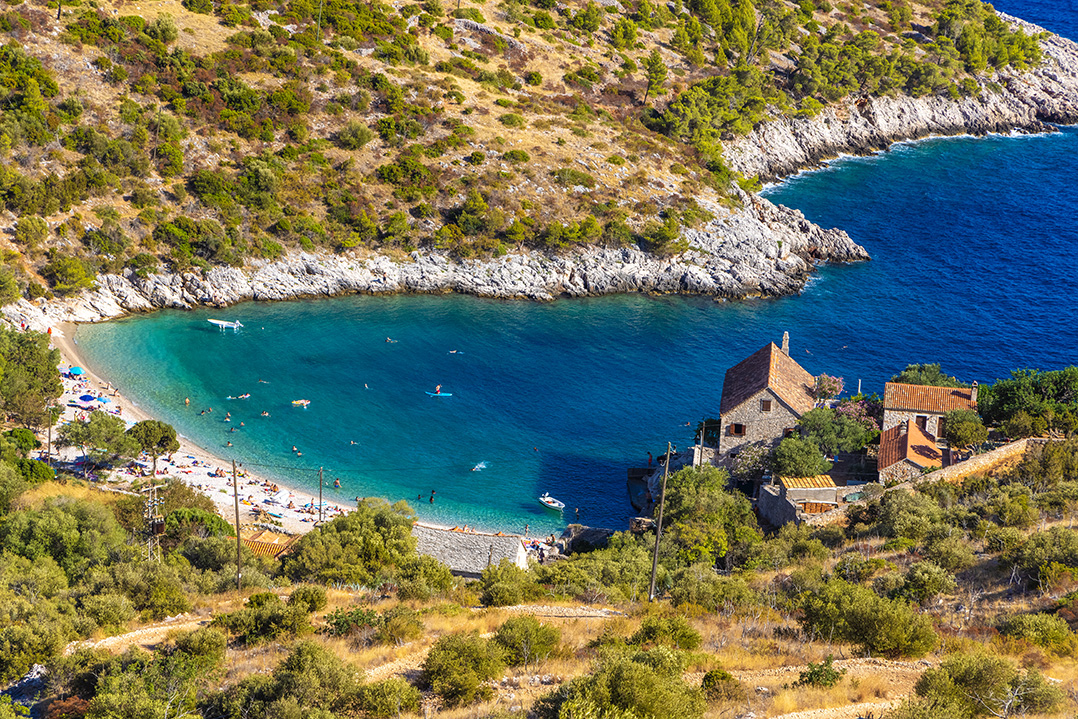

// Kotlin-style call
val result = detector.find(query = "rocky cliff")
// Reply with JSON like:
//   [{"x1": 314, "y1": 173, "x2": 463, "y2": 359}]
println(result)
[
  {"x1": 3, "y1": 187, "x2": 868, "y2": 328},
  {"x1": 723, "y1": 15, "x2": 1078, "y2": 181}
]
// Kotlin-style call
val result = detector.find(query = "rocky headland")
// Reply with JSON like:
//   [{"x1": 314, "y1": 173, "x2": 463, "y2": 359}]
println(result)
[
  {"x1": 4, "y1": 186, "x2": 866, "y2": 328},
  {"x1": 723, "y1": 15, "x2": 1078, "y2": 180},
  {"x1": 8, "y1": 15, "x2": 1078, "y2": 329}
]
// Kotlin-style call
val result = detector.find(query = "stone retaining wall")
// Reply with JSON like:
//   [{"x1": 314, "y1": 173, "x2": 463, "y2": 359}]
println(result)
[{"x1": 412, "y1": 523, "x2": 528, "y2": 578}]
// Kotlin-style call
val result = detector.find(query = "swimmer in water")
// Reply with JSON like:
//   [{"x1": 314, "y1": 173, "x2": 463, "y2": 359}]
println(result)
[{"x1": 292, "y1": 445, "x2": 297, "y2": 452}]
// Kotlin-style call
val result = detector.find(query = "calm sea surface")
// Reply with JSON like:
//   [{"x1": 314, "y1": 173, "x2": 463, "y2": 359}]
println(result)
[{"x1": 77, "y1": 2, "x2": 1078, "y2": 534}]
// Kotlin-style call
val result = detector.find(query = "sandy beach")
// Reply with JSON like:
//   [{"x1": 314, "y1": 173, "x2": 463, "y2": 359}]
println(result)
[{"x1": 49, "y1": 321, "x2": 344, "y2": 534}]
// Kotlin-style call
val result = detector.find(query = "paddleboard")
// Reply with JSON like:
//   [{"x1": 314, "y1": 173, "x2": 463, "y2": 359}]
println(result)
[{"x1": 426, "y1": 392, "x2": 452, "y2": 397}]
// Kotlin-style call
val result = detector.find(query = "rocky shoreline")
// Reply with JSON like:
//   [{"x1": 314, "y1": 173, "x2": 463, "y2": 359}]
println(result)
[
  {"x1": 3, "y1": 187, "x2": 868, "y2": 327},
  {"x1": 723, "y1": 15, "x2": 1078, "y2": 181},
  {"x1": 8, "y1": 15, "x2": 1078, "y2": 328}
]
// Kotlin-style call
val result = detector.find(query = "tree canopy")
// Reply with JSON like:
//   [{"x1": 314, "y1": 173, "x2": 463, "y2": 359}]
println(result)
[
  {"x1": 890, "y1": 363, "x2": 968, "y2": 388},
  {"x1": 280, "y1": 498, "x2": 417, "y2": 585}
]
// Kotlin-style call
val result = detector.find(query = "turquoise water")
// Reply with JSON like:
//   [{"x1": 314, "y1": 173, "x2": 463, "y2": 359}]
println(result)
[{"x1": 78, "y1": 5, "x2": 1078, "y2": 533}]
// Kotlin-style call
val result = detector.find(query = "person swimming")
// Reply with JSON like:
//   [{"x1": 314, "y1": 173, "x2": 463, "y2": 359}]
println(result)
[{"x1": 333, "y1": 478, "x2": 341, "y2": 488}]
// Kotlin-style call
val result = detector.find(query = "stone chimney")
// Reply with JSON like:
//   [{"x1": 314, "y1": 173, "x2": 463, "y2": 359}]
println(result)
[
  {"x1": 899, "y1": 420, "x2": 909, "y2": 436},
  {"x1": 781, "y1": 331, "x2": 789, "y2": 355},
  {"x1": 971, "y1": 381, "x2": 978, "y2": 405}
]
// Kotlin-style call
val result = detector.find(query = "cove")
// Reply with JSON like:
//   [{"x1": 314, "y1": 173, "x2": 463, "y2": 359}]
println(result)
[{"x1": 76, "y1": 127, "x2": 1078, "y2": 535}]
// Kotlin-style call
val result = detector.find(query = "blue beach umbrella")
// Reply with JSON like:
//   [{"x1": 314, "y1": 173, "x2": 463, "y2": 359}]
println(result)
[
  {"x1": 69, "y1": 367, "x2": 85, "y2": 375},
  {"x1": 78, "y1": 394, "x2": 96, "y2": 402}
]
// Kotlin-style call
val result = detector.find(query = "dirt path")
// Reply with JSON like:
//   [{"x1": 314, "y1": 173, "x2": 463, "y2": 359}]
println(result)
[
  {"x1": 769, "y1": 699, "x2": 903, "y2": 719},
  {"x1": 64, "y1": 617, "x2": 209, "y2": 656}
]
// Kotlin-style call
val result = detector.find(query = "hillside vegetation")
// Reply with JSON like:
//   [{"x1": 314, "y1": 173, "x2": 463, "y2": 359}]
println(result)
[
  {"x1": 1, "y1": 336, "x2": 1078, "y2": 717},
  {"x1": 0, "y1": 0, "x2": 1046, "y2": 299}
]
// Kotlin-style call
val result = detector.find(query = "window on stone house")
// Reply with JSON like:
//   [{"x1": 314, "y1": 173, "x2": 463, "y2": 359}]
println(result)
[
  {"x1": 761, "y1": 399, "x2": 772, "y2": 412},
  {"x1": 937, "y1": 417, "x2": 946, "y2": 439},
  {"x1": 730, "y1": 423, "x2": 745, "y2": 436},
  {"x1": 916, "y1": 415, "x2": 928, "y2": 430}
]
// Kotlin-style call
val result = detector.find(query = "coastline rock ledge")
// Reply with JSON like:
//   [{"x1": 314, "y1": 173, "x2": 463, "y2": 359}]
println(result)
[
  {"x1": 3, "y1": 188, "x2": 868, "y2": 327},
  {"x1": 723, "y1": 14, "x2": 1078, "y2": 181}
]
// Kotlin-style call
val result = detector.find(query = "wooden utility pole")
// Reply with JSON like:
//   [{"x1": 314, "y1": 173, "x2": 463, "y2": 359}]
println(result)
[
  {"x1": 648, "y1": 442, "x2": 671, "y2": 602},
  {"x1": 232, "y1": 460, "x2": 241, "y2": 591},
  {"x1": 318, "y1": 467, "x2": 324, "y2": 523}
]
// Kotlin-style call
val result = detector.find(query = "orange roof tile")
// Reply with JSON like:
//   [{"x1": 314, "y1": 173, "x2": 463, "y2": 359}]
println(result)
[
  {"x1": 883, "y1": 382, "x2": 976, "y2": 415},
  {"x1": 241, "y1": 536, "x2": 297, "y2": 559},
  {"x1": 720, "y1": 343, "x2": 816, "y2": 416},
  {"x1": 780, "y1": 474, "x2": 836, "y2": 489},
  {"x1": 878, "y1": 420, "x2": 943, "y2": 472}
]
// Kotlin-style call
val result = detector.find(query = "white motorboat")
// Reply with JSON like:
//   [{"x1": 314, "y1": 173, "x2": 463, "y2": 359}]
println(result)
[
  {"x1": 209, "y1": 319, "x2": 244, "y2": 331},
  {"x1": 538, "y1": 493, "x2": 565, "y2": 511}
]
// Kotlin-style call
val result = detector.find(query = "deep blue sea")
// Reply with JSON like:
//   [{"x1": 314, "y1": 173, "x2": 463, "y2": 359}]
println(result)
[{"x1": 77, "y1": 1, "x2": 1078, "y2": 534}]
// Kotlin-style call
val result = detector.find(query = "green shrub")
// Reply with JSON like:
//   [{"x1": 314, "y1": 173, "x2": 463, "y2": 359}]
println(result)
[
  {"x1": 998, "y1": 613, "x2": 1075, "y2": 653},
  {"x1": 800, "y1": 579, "x2": 937, "y2": 658},
  {"x1": 795, "y1": 654, "x2": 845, "y2": 687},
  {"x1": 211, "y1": 592, "x2": 312, "y2": 644},
  {"x1": 288, "y1": 585, "x2": 327, "y2": 613},
  {"x1": 323, "y1": 606, "x2": 380, "y2": 638},
  {"x1": 915, "y1": 653, "x2": 1063, "y2": 717},
  {"x1": 14, "y1": 217, "x2": 47, "y2": 248},
  {"x1": 701, "y1": 668, "x2": 744, "y2": 702},
  {"x1": 377, "y1": 605, "x2": 423, "y2": 645},
  {"x1": 773, "y1": 436, "x2": 832, "y2": 478},
  {"x1": 550, "y1": 167, "x2": 594, "y2": 188},
  {"x1": 280, "y1": 499, "x2": 416, "y2": 585},
  {"x1": 630, "y1": 615, "x2": 701, "y2": 650},
  {"x1": 502, "y1": 149, "x2": 530, "y2": 163},
  {"x1": 493, "y1": 615, "x2": 560, "y2": 670},
  {"x1": 550, "y1": 647, "x2": 705, "y2": 719},
  {"x1": 80, "y1": 593, "x2": 136, "y2": 628},
  {"x1": 524, "y1": 70, "x2": 542, "y2": 85},
  {"x1": 42, "y1": 255, "x2": 94, "y2": 296},
  {"x1": 669, "y1": 567, "x2": 756, "y2": 611},
  {"x1": 337, "y1": 120, "x2": 374, "y2": 150},
  {"x1": 479, "y1": 559, "x2": 540, "y2": 607},
  {"x1": 498, "y1": 113, "x2": 525, "y2": 128},
  {"x1": 421, "y1": 632, "x2": 505, "y2": 706},
  {"x1": 360, "y1": 677, "x2": 422, "y2": 718},
  {"x1": 901, "y1": 561, "x2": 956, "y2": 605}
]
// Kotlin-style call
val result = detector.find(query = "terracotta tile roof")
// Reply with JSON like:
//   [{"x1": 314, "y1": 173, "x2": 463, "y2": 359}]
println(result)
[
  {"x1": 883, "y1": 382, "x2": 977, "y2": 414},
  {"x1": 240, "y1": 530, "x2": 297, "y2": 559},
  {"x1": 878, "y1": 420, "x2": 943, "y2": 472},
  {"x1": 720, "y1": 343, "x2": 816, "y2": 416},
  {"x1": 780, "y1": 474, "x2": 836, "y2": 489}
]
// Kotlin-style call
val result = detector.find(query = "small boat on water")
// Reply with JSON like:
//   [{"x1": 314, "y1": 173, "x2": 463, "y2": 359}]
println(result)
[
  {"x1": 209, "y1": 319, "x2": 244, "y2": 331},
  {"x1": 539, "y1": 493, "x2": 565, "y2": 511},
  {"x1": 292, "y1": 399, "x2": 311, "y2": 407}
]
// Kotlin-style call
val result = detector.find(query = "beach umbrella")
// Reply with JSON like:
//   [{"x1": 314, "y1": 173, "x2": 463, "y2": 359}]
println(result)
[
  {"x1": 96, "y1": 397, "x2": 111, "y2": 404},
  {"x1": 78, "y1": 394, "x2": 96, "y2": 402},
  {"x1": 69, "y1": 367, "x2": 85, "y2": 375}
]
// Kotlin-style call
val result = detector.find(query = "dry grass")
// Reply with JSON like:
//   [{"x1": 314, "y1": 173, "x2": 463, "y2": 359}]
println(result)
[{"x1": 14, "y1": 479, "x2": 122, "y2": 509}]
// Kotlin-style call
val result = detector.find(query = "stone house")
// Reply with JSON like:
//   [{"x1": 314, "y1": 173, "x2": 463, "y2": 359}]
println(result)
[
  {"x1": 878, "y1": 419, "x2": 943, "y2": 484},
  {"x1": 718, "y1": 334, "x2": 817, "y2": 460},
  {"x1": 881, "y1": 382, "x2": 979, "y2": 441}
]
